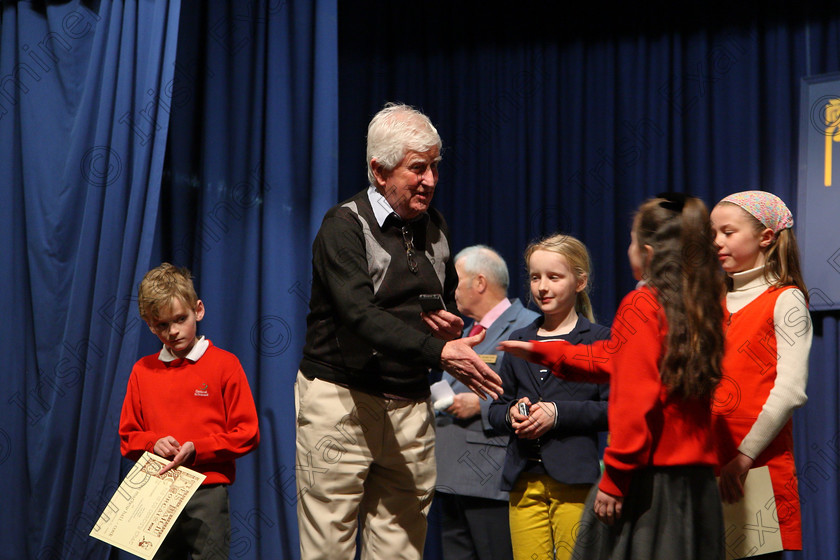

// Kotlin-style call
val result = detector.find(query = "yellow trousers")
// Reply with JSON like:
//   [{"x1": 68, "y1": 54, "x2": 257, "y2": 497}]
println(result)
[{"x1": 508, "y1": 472, "x2": 592, "y2": 560}]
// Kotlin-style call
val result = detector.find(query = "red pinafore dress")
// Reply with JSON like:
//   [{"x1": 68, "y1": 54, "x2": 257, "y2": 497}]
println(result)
[{"x1": 712, "y1": 286, "x2": 802, "y2": 550}]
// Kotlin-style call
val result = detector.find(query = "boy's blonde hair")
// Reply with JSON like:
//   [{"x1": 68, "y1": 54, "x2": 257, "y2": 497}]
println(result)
[
  {"x1": 138, "y1": 263, "x2": 198, "y2": 322},
  {"x1": 524, "y1": 234, "x2": 595, "y2": 323}
]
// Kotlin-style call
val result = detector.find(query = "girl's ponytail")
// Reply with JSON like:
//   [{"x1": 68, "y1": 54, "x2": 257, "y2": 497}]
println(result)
[{"x1": 635, "y1": 195, "x2": 725, "y2": 400}]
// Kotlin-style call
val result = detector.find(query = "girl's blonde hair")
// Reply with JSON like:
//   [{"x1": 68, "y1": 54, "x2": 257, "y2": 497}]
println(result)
[
  {"x1": 634, "y1": 195, "x2": 725, "y2": 400},
  {"x1": 524, "y1": 234, "x2": 595, "y2": 322}
]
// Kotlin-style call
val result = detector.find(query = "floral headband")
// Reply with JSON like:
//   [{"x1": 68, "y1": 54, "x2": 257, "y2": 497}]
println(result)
[{"x1": 720, "y1": 190, "x2": 793, "y2": 234}]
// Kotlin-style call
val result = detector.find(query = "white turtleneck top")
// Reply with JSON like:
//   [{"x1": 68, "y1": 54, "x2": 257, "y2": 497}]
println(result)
[{"x1": 726, "y1": 265, "x2": 811, "y2": 459}]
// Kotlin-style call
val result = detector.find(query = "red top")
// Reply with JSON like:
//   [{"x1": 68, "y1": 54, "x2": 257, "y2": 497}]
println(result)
[
  {"x1": 531, "y1": 287, "x2": 717, "y2": 497},
  {"x1": 119, "y1": 340, "x2": 260, "y2": 485}
]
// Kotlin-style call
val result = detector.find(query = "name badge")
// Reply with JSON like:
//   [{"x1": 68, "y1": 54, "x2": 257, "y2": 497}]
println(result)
[{"x1": 479, "y1": 354, "x2": 497, "y2": 365}]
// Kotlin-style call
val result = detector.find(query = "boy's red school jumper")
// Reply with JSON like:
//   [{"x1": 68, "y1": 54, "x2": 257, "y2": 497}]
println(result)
[{"x1": 119, "y1": 338, "x2": 260, "y2": 485}]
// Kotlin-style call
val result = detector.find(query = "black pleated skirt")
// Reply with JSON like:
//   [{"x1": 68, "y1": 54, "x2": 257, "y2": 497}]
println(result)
[{"x1": 571, "y1": 466, "x2": 724, "y2": 560}]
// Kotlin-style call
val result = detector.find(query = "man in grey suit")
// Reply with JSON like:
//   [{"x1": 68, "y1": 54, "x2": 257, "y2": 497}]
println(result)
[{"x1": 433, "y1": 245, "x2": 539, "y2": 560}]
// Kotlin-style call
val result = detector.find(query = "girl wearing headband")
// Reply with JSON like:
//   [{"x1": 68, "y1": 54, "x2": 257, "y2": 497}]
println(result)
[{"x1": 710, "y1": 190, "x2": 812, "y2": 557}]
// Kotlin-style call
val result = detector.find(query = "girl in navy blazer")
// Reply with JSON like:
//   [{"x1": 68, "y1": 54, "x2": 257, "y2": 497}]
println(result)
[{"x1": 488, "y1": 234, "x2": 609, "y2": 560}]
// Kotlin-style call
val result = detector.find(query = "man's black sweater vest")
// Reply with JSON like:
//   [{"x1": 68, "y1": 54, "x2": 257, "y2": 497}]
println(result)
[{"x1": 299, "y1": 189, "x2": 456, "y2": 400}]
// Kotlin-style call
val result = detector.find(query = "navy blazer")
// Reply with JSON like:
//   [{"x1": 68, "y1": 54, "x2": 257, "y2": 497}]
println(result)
[
  {"x1": 434, "y1": 299, "x2": 539, "y2": 501},
  {"x1": 488, "y1": 315, "x2": 610, "y2": 491}
]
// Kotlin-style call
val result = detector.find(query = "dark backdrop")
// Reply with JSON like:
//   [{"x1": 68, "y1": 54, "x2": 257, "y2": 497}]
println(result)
[{"x1": 1, "y1": 1, "x2": 838, "y2": 559}]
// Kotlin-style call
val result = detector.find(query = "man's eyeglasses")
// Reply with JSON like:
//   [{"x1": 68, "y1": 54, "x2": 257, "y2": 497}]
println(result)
[{"x1": 401, "y1": 225, "x2": 419, "y2": 274}]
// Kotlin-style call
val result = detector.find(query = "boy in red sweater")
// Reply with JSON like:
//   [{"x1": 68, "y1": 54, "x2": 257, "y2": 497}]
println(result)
[{"x1": 119, "y1": 263, "x2": 260, "y2": 559}]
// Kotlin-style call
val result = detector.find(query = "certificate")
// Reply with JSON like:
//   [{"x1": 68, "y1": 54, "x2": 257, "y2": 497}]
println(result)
[
  {"x1": 720, "y1": 466, "x2": 783, "y2": 559},
  {"x1": 90, "y1": 452, "x2": 206, "y2": 559}
]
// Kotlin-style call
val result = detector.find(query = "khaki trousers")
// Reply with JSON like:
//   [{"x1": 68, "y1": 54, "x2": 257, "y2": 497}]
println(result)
[{"x1": 295, "y1": 372, "x2": 436, "y2": 560}]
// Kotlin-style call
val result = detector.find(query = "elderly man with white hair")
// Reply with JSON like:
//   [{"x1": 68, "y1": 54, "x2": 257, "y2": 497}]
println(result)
[{"x1": 295, "y1": 103, "x2": 503, "y2": 560}]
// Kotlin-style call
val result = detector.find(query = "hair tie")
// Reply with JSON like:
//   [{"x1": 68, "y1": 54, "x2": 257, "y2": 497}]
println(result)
[{"x1": 656, "y1": 191, "x2": 688, "y2": 213}]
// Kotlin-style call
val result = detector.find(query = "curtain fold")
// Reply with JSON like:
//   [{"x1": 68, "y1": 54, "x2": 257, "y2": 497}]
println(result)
[
  {"x1": 0, "y1": 1, "x2": 180, "y2": 558},
  {"x1": 159, "y1": 0, "x2": 338, "y2": 557}
]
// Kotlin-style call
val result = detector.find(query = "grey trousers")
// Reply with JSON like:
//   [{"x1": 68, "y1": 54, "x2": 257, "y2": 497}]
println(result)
[{"x1": 154, "y1": 484, "x2": 230, "y2": 560}]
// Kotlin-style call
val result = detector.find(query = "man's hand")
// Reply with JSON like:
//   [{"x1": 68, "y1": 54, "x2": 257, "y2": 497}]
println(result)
[
  {"x1": 594, "y1": 489, "x2": 623, "y2": 525},
  {"x1": 440, "y1": 330, "x2": 503, "y2": 400},
  {"x1": 153, "y1": 436, "x2": 196, "y2": 475},
  {"x1": 422, "y1": 309, "x2": 464, "y2": 341},
  {"x1": 446, "y1": 392, "x2": 481, "y2": 419},
  {"x1": 718, "y1": 452, "x2": 754, "y2": 503}
]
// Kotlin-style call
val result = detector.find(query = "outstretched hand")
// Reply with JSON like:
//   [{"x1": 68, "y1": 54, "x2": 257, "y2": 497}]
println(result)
[
  {"x1": 497, "y1": 340, "x2": 536, "y2": 362},
  {"x1": 441, "y1": 329, "x2": 503, "y2": 400}
]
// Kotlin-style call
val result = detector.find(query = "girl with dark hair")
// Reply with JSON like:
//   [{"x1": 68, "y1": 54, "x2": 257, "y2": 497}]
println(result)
[{"x1": 500, "y1": 194, "x2": 726, "y2": 560}]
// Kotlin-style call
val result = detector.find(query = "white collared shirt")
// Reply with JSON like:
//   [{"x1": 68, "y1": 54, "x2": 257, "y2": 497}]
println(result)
[
  {"x1": 158, "y1": 335, "x2": 209, "y2": 363},
  {"x1": 367, "y1": 185, "x2": 397, "y2": 228}
]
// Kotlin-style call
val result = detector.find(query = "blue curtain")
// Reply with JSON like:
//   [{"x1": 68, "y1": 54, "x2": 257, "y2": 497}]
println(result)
[
  {"x1": 0, "y1": 1, "x2": 181, "y2": 558},
  {"x1": 338, "y1": 3, "x2": 840, "y2": 559},
  {"x1": 4, "y1": 1, "x2": 839, "y2": 559},
  {"x1": 154, "y1": 0, "x2": 338, "y2": 557}
]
